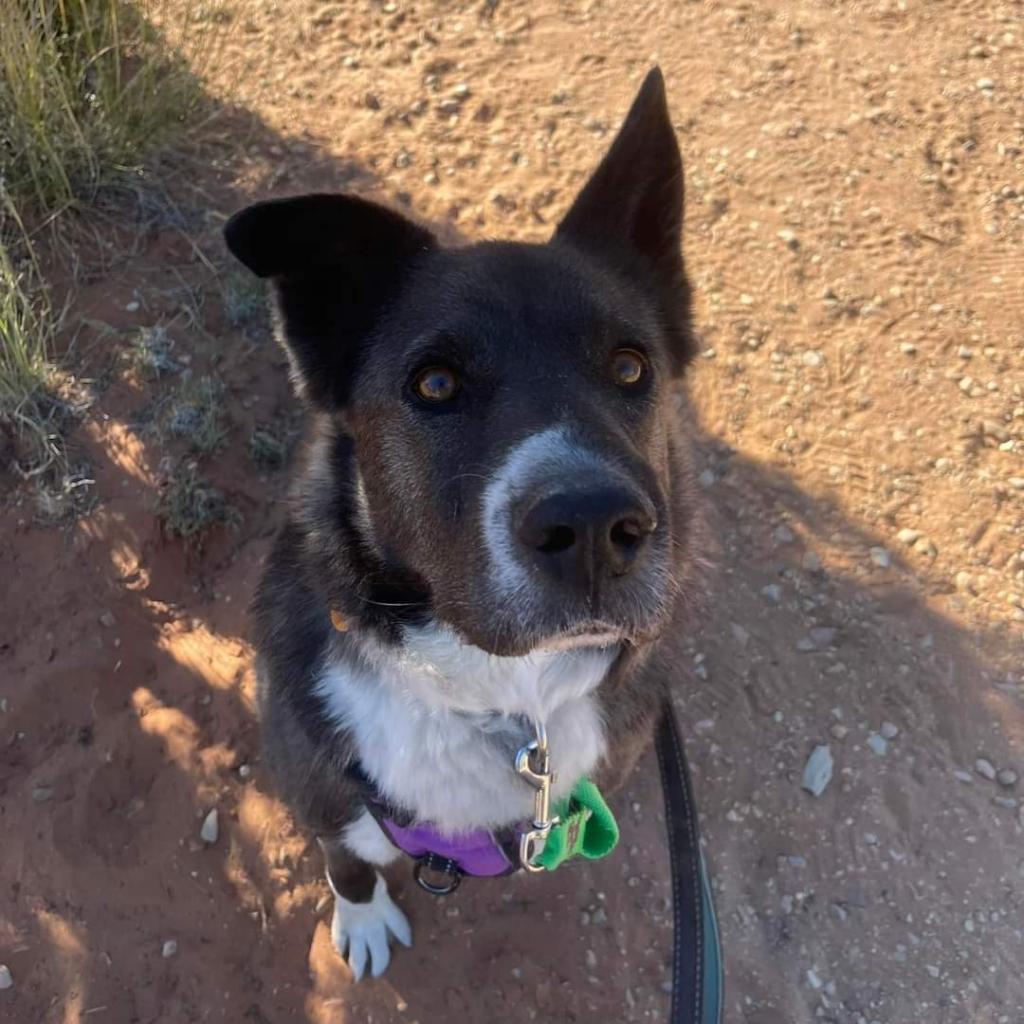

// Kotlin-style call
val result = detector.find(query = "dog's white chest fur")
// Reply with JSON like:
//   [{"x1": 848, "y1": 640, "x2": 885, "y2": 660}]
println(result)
[{"x1": 317, "y1": 626, "x2": 613, "y2": 833}]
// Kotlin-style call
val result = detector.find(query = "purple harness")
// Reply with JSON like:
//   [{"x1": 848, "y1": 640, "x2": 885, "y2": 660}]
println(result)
[{"x1": 348, "y1": 760, "x2": 522, "y2": 893}]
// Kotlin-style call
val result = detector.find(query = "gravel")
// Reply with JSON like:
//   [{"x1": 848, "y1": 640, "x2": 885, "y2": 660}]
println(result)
[
  {"x1": 0, "y1": 965, "x2": 11, "y2": 990},
  {"x1": 162, "y1": 939, "x2": 178, "y2": 958},
  {"x1": 802, "y1": 745, "x2": 834, "y2": 796},
  {"x1": 975, "y1": 759, "x2": 997, "y2": 781},
  {"x1": 867, "y1": 733, "x2": 888, "y2": 756},
  {"x1": 200, "y1": 808, "x2": 219, "y2": 844}
]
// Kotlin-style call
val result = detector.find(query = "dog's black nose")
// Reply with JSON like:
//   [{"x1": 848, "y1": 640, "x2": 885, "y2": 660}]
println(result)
[{"x1": 516, "y1": 488, "x2": 656, "y2": 587}]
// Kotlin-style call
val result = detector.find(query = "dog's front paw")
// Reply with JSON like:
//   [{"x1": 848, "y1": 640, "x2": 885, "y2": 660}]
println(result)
[{"x1": 329, "y1": 872, "x2": 412, "y2": 980}]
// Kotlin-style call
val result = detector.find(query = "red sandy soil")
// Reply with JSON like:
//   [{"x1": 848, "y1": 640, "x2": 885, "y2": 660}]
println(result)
[{"x1": 3, "y1": 1, "x2": 1023, "y2": 1022}]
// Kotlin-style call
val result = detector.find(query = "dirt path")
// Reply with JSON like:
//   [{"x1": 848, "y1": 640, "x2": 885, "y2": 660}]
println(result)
[{"x1": 2, "y1": 1, "x2": 1023, "y2": 1021}]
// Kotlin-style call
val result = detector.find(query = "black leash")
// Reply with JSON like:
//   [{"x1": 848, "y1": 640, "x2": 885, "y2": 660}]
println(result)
[{"x1": 655, "y1": 698, "x2": 723, "y2": 1024}]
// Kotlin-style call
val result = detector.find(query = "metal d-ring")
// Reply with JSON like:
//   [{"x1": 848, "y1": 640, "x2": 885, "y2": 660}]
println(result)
[{"x1": 413, "y1": 856, "x2": 462, "y2": 896}]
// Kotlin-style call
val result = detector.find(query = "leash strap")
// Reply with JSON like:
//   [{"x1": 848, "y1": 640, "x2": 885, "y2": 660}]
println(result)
[{"x1": 655, "y1": 698, "x2": 724, "y2": 1024}]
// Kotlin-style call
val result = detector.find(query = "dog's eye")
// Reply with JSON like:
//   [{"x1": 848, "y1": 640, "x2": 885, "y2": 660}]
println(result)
[
  {"x1": 413, "y1": 366, "x2": 459, "y2": 403},
  {"x1": 610, "y1": 348, "x2": 647, "y2": 387}
]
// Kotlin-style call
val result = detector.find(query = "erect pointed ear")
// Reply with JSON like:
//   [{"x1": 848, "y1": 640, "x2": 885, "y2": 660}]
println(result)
[
  {"x1": 224, "y1": 194, "x2": 435, "y2": 409},
  {"x1": 556, "y1": 69, "x2": 693, "y2": 369}
]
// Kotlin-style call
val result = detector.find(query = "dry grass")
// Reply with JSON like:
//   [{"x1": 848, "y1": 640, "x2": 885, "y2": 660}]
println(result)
[{"x1": 0, "y1": 0, "x2": 227, "y2": 488}]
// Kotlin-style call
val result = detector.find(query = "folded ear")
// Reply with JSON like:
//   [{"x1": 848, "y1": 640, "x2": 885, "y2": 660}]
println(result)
[
  {"x1": 556, "y1": 68, "x2": 693, "y2": 369},
  {"x1": 224, "y1": 194, "x2": 435, "y2": 409}
]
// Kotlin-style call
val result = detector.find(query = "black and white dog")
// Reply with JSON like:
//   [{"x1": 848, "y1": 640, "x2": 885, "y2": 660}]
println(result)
[{"x1": 224, "y1": 68, "x2": 703, "y2": 980}]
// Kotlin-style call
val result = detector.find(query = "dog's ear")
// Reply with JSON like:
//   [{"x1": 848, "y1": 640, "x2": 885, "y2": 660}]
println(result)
[
  {"x1": 556, "y1": 68, "x2": 693, "y2": 369},
  {"x1": 224, "y1": 194, "x2": 435, "y2": 409}
]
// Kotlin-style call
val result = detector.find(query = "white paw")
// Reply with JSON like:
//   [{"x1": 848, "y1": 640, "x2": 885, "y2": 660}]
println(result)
[{"x1": 328, "y1": 871, "x2": 412, "y2": 981}]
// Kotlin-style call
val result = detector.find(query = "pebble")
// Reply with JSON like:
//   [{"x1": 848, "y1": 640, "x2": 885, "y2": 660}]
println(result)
[
  {"x1": 698, "y1": 468, "x2": 715, "y2": 488},
  {"x1": 955, "y1": 571, "x2": 975, "y2": 593},
  {"x1": 125, "y1": 301, "x2": 140, "y2": 312},
  {"x1": 867, "y1": 733, "x2": 888, "y2": 756},
  {"x1": 997, "y1": 769, "x2": 1018, "y2": 787},
  {"x1": 0, "y1": 965, "x2": 11, "y2": 990},
  {"x1": 200, "y1": 808, "x2": 219, "y2": 844},
  {"x1": 761, "y1": 583, "x2": 782, "y2": 603},
  {"x1": 806, "y1": 968, "x2": 823, "y2": 989},
  {"x1": 774, "y1": 525, "x2": 795, "y2": 544},
  {"x1": 802, "y1": 350, "x2": 824, "y2": 368},
  {"x1": 993, "y1": 796, "x2": 1018, "y2": 810},
  {"x1": 975, "y1": 758, "x2": 997, "y2": 781},
  {"x1": 802, "y1": 551, "x2": 822, "y2": 571},
  {"x1": 899, "y1": 342, "x2": 917, "y2": 355},
  {"x1": 802, "y1": 745, "x2": 833, "y2": 797},
  {"x1": 162, "y1": 939, "x2": 178, "y2": 958},
  {"x1": 830, "y1": 723, "x2": 848, "y2": 740},
  {"x1": 976, "y1": 77, "x2": 996, "y2": 91},
  {"x1": 238, "y1": 764, "x2": 252, "y2": 779},
  {"x1": 954, "y1": 770, "x2": 973, "y2": 784},
  {"x1": 897, "y1": 528, "x2": 921, "y2": 546},
  {"x1": 880, "y1": 722, "x2": 899, "y2": 740},
  {"x1": 869, "y1": 547, "x2": 892, "y2": 568}
]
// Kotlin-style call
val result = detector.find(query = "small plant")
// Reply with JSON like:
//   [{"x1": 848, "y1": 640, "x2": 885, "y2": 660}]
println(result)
[
  {"x1": 248, "y1": 422, "x2": 290, "y2": 470},
  {"x1": 129, "y1": 324, "x2": 184, "y2": 380},
  {"x1": 221, "y1": 270, "x2": 268, "y2": 333},
  {"x1": 157, "y1": 460, "x2": 239, "y2": 544},
  {"x1": 166, "y1": 374, "x2": 227, "y2": 455}
]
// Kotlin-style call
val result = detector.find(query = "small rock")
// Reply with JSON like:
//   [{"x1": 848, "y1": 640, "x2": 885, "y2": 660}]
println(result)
[
  {"x1": 761, "y1": 583, "x2": 782, "y2": 603},
  {"x1": 997, "y1": 769, "x2": 1018, "y2": 787},
  {"x1": 955, "y1": 571, "x2": 975, "y2": 593},
  {"x1": 975, "y1": 758, "x2": 997, "y2": 781},
  {"x1": 880, "y1": 722, "x2": 899, "y2": 740},
  {"x1": 976, "y1": 77, "x2": 996, "y2": 91},
  {"x1": 99, "y1": 610, "x2": 116, "y2": 628},
  {"x1": 774, "y1": 524, "x2": 795, "y2": 544},
  {"x1": 238, "y1": 764, "x2": 252, "y2": 780},
  {"x1": 125, "y1": 301, "x2": 140, "y2": 312},
  {"x1": 162, "y1": 939, "x2": 178, "y2": 958},
  {"x1": 869, "y1": 547, "x2": 891, "y2": 568},
  {"x1": 31, "y1": 786, "x2": 54, "y2": 803},
  {"x1": 802, "y1": 350, "x2": 824, "y2": 368},
  {"x1": 806, "y1": 968, "x2": 823, "y2": 990},
  {"x1": 897, "y1": 528, "x2": 921, "y2": 546},
  {"x1": 730, "y1": 623, "x2": 750, "y2": 647},
  {"x1": 993, "y1": 795, "x2": 1018, "y2": 810},
  {"x1": 698, "y1": 468, "x2": 715, "y2": 489},
  {"x1": 0, "y1": 965, "x2": 11, "y2": 989},
  {"x1": 777, "y1": 228, "x2": 799, "y2": 248},
  {"x1": 957, "y1": 345, "x2": 974, "y2": 359},
  {"x1": 830, "y1": 723, "x2": 848, "y2": 740},
  {"x1": 954, "y1": 770, "x2": 973, "y2": 784},
  {"x1": 802, "y1": 745, "x2": 833, "y2": 797},
  {"x1": 867, "y1": 734, "x2": 888, "y2": 756},
  {"x1": 200, "y1": 808, "x2": 219, "y2": 844},
  {"x1": 899, "y1": 342, "x2": 918, "y2": 355},
  {"x1": 807, "y1": 626, "x2": 837, "y2": 650},
  {"x1": 802, "y1": 551, "x2": 822, "y2": 571}
]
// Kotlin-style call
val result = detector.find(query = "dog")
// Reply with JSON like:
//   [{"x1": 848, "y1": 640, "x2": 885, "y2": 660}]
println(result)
[{"x1": 224, "y1": 67, "x2": 702, "y2": 980}]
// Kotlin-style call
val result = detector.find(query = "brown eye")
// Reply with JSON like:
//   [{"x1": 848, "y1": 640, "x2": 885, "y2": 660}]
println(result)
[
  {"x1": 413, "y1": 366, "x2": 459, "y2": 403},
  {"x1": 611, "y1": 348, "x2": 646, "y2": 387}
]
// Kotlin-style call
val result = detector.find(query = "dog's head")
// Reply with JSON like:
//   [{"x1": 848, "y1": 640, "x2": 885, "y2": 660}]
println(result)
[{"x1": 227, "y1": 69, "x2": 698, "y2": 658}]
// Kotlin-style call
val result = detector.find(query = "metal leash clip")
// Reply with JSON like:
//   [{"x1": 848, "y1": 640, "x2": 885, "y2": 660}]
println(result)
[{"x1": 515, "y1": 721, "x2": 558, "y2": 872}]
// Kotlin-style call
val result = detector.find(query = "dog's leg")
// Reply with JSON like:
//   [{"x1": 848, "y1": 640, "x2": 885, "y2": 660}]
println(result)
[{"x1": 319, "y1": 811, "x2": 411, "y2": 980}]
